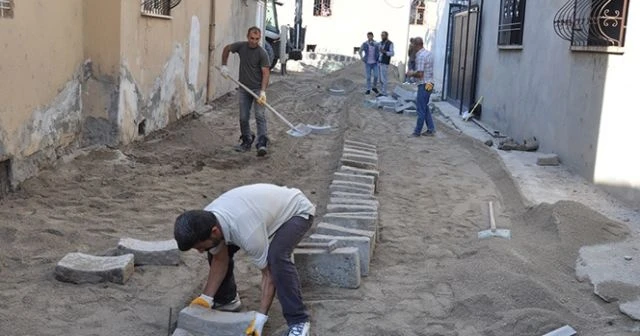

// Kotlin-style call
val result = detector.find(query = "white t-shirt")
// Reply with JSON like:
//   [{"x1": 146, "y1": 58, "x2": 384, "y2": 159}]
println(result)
[{"x1": 204, "y1": 183, "x2": 316, "y2": 269}]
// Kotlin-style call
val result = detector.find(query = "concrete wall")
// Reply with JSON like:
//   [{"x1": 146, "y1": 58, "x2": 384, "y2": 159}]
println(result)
[
  {"x1": 472, "y1": 0, "x2": 640, "y2": 206},
  {"x1": 0, "y1": 0, "x2": 85, "y2": 184}
]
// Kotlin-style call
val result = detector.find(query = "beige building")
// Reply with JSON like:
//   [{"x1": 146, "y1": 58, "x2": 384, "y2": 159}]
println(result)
[{"x1": 0, "y1": 0, "x2": 264, "y2": 193}]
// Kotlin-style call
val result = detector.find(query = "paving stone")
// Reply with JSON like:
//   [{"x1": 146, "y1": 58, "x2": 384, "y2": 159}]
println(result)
[
  {"x1": 322, "y1": 213, "x2": 378, "y2": 232},
  {"x1": 342, "y1": 153, "x2": 378, "y2": 165},
  {"x1": 329, "y1": 197, "x2": 379, "y2": 207},
  {"x1": 177, "y1": 306, "x2": 256, "y2": 336},
  {"x1": 55, "y1": 252, "x2": 135, "y2": 285},
  {"x1": 332, "y1": 180, "x2": 374, "y2": 194},
  {"x1": 376, "y1": 96, "x2": 398, "y2": 108},
  {"x1": 329, "y1": 183, "x2": 374, "y2": 195},
  {"x1": 403, "y1": 109, "x2": 417, "y2": 116},
  {"x1": 333, "y1": 172, "x2": 375, "y2": 186},
  {"x1": 339, "y1": 165, "x2": 379, "y2": 181},
  {"x1": 344, "y1": 139, "x2": 376, "y2": 149},
  {"x1": 342, "y1": 147, "x2": 378, "y2": 157},
  {"x1": 537, "y1": 154, "x2": 560, "y2": 166},
  {"x1": 330, "y1": 191, "x2": 377, "y2": 200},
  {"x1": 340, "y1": 158, "x2": 377, "y2": 170},
  {"x1": 343, "y1": 144, "x2": 377, "y2": 154},
  {"x1": 382, "y1": 105, "x2": 396, "y2": 112},
  {"x1": 294, "y1": 247, "x2": 361, "y2": 289},
  {"x1": 395, "y1": 101, "x2": 416, "y2": 112},
  {"x1": 393, "y1": 85, "x2": 417, "y2": 102},
  {"x1": 297, "y1": 239, "x2": 338, "y2": 252},
  {"x1": 172, "y1": 328, "x2": 194, "y2": 336},
  {"x1": 327, "y1": 203, "x2": 378, "y2": 213},
  {"x1": 309, "y1": 234, "x2": 372, "y2": 276},
  {"x1": 314, "y1": 222, "x2": 377, "y2": 251},
  {"x1": 115, "y1": 237, "x2": 180, "y2": 266}
]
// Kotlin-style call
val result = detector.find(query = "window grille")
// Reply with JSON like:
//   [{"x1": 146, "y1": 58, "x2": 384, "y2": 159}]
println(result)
[
  {"x1": 0, "y1": 0, "x2": 14, "y2": 19},
  {"x1": 313, "y1": 0, "x2": 331, "y2": 17},
  {"x1": 410, "y1": 0, "x2": 426, "y2": 25},
  {"x1": 498, "y1": 0, "x2": 527, "y2": 46},
  {"x1": 553, "y1": 0, "x2": 629, "y2": 53},
  {"x1": 141, "y1": 0, "x2": 182, "y2": 17}
]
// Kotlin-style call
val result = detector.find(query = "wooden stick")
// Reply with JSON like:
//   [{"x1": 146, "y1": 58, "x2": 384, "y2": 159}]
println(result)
[{"x1": 489, "y1": 201, "x2": 497, "y2": 232}]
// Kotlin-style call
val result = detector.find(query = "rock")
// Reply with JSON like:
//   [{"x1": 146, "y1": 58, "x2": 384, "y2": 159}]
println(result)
[{"x1": 537, "y1": 154, "x2": 560, "y2": 166}]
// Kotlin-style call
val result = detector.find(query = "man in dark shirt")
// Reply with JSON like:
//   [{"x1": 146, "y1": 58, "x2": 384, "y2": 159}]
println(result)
[
  {"x1": 221, "y1": 27, "x2": 271, "y2": 156},
  {"x1": 378, "y1": 31, "x2": 395, "y2": 97}
]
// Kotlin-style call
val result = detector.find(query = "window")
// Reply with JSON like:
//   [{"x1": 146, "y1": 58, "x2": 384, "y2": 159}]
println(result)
[
  {"x1": 553, "y1": 0, "x2": 629, "y2": 54},
  {"x1": 410, "y1": 0, "x2": 426, "y2": 25},
  {"x1": 313, "y1": 0, "x2": 331, "y2": 17},
  {"x1": 497, "y1": 0, "x2": 527, "y2": 46},
  {"x1": 141, "y1": 0, "x2": 181, "y2": 17},
  {"x1": 0, "y1": 0, "x2": 14, "y2": 19}
]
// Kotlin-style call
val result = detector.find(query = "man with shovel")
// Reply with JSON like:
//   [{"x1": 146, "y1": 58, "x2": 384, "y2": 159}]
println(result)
[
  {"x1": 174, "y1": 183, "x2": 315, "y2": 336},
  {"x1": 220, "y1": 27, "x2": 271, "y2": 156}
]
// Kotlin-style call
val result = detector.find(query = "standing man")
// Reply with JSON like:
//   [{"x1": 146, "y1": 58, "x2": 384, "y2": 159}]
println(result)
[
  {"x1": 221, "y1": 27, "x2": 271, "y2": 156},
  {"x1": 378, "y1": 31, "x2": 395, "y2": 97},
  {"x1": 359, "y1": 32, "x2": 380, "y2": 95},
  {"x1": 406, "y1": 37, "x2": 435, "y2": 137},
  {"x1": 174, "y1": 183, "x2": 315, "y2": 336},
  {"x1": 406, "y1": 38, "x2": 417, "y2": 83}
]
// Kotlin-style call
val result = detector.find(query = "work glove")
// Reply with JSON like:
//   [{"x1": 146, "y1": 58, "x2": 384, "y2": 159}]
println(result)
[
  {"x1": 257, "y1": 90, "x2": 267, "y2": 106},
  {"x1": 190, "y1": 294, "x2": 213, "y2": 309},
  {"x1": 245, "y1": 312, "x2": 268, "y2": 336},
  {"x1": 426, "y1": 82, "x2": 434, "y2": 92},
  {"x1": 220, "y1": 65, "x2": 230, "y2": 78}
]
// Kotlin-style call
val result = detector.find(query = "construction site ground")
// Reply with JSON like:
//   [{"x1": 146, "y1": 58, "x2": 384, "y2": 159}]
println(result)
[{"x1": 1, "y1": 62, "x2": 639, "y2": 336}]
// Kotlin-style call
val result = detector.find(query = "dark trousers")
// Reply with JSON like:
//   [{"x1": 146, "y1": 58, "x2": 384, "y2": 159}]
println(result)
[{"x1": 211, "y1": 215, "x2": 313, "y2": 325}]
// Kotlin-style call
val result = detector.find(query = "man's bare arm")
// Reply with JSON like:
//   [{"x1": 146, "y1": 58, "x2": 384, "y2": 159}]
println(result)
[
  {"x1": 261, "y1": 67, "x2": 270, "y2": 92},
  {"x1": 202, "y1": 247, "x2": 229, "y2": 297},
  {"x1": 258, "y1": 267, "x2": 276, "y2": 314},
  {"x1": 221, "y1": 45, "x2": 231, "y2": 66}
]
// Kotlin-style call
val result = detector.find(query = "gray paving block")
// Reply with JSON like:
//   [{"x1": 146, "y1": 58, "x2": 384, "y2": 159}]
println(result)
[
  {"x1": 395, "y1": 101, "x2": 416, "y2": 112},
  {"x1": 333, "y1": 172, "x2": 375, "y2": 186},
  {"x1": 344, "y1": 139, "x2": 376, "y2": 149},
  {"x1": 315, "y1": 222, "x2": 377, "y2": 251},
  {"x1": 403, "y1": 109, "x2": 417, "y2": 116},
  {"x1": 393, "y1": 85, "x2": 417, "y2": 102},
  {"x1": 297, "y1": 239, "x2": 338, "y2": 252},
  {"x1": 330, "y1": 191, "x2": 377, "y2": 200},
  {"x1": 309, "y1": 234, "x2": 372, "y2": 276},
  {"x1": 327, "y1": 203, "x2": 378, "y2": 213},
  {"x1": 294, "y1": 247, "x2": 361, "y2": 289},
  {"x1": 343, "y1": 144, "x2": 377, "y2": 154},
  {"x1": 340, "y1": 158, "x2": 377, "y2": 170},
  {"x1": 172, "y1": 328, "x2": 194, "y2": 336},
  {"x1": 115, "y1": 237, "x2": 180, "y2": 266},
  {"x1": 55, "y1": 252, "x2": 134, "y2": 285},
  {"x1": 339, "y1": 165, "x2": 379, "y2": 181},
  {"x1": 329, "y1": 183, "x2": 374, "y2": 195},
  {"x1": 322, "y1": 213, "x2": 378, "y2": 232},
  {"x1": 177, "y1": 306, "x2": 256, "y2": 336},
  {"x1": 329, "y1": 197, "x2": 379, "y2": 207},
  {"x1": 342, "y1": 147, "x2": 378, "y2": 157},
  {"x1": 342, "y1": 153, "x2": 378, "y2": 165},
  {"x1": 332, "y1": 180, "x2": 375, "y2": 194},
  {"x1": 537, "y1": 154, "x2": 560, "y2": 166}
]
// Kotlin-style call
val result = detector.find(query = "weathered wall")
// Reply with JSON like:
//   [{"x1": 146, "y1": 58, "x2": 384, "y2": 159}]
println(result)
[
  {"x1": 0, "y1": 0, "x2": 85, "y2": 185},
  {"x1": 473, "y1": 0, "x2": 640, "y2": 206}
]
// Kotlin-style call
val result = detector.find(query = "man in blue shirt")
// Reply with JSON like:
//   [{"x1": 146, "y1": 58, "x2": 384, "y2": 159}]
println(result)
[{"x1": 359, "y1": 32, "x2": 380, "y2": 95}]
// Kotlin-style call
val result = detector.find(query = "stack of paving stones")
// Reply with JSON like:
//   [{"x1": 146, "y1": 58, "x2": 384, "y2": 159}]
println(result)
[
  {"x1": 364, "y1": 84, "x2": 418, "y2": 115},
  {"x1": 294, "y1": 139, "x2": 380, "y2": 289}
]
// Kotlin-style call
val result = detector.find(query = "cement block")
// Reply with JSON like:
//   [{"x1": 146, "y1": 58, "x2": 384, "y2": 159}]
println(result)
[
  {"x1": 327, "y1": 204, "x2": 378, "y2": 213},
  {"x1": 393, "y1": 85, "x2": 417, "y2": 102},
  {"x1": 344, "y1": 139, "x2": 376, "y2": 149},
  {"x1": 403, "y1": 109, "x2": 417, "y2": 116},
  {"x1": 537, "y1": 154, "x2": 560, "y2": 166},
  {"x1": 322, "y1": 213, "x2": 378, "y2": 232},
  {"x1": 343, "y1": 144, "x2": 377, "y2": 154},
  {"x1": 332, "y1": 180, "x2": 374, "y2": 193},
  {"x1": 309, "y1": 234, "x2": 372, "y2": 276},
  {"x1": 177, "y1": 306, "x2": 255, "y2": 336},
  {"x1": 329, "y1": 197, "x2": 379, "y2": 207},
  {"x1": 315, "y1": 222, "x2": 377, "y2": 250},
  {"x1": 330, "y1": 191, "x2": 377, "y2": 200},
  {"x1": 297, "y1": 239, "x2": 338, "y2": 252},
  {"x1": 294, "y1": 247, "x2": 361, "y2": 289},
  {"x1": 329, "y1": 183, "x2": 374, "y2": 195},
  {"x1": 342, "y1": 147, "x2": 378, "y2": 157},
  {"x1": 340, "y1": 158, "x2": 377, "y2": 170},
  {"x1": 172, "y1": 329, "x2": 194, "y2": 336},
  {"x1": 334, "y1": 172, "x2": 375, "y2": 186},
  {"x1": 55, "y1": 252, "x2": 134, "y2": 285},
  {"x1": 376, "y1": 96, "x2": 398, "y2": 108},
  {"x1": 395, "y1": 101, "x2": 416, "y2": 112},
  {"x1": 342, "y1": 153, "x2": 378, "y2": 165},
  {"x1": 382, "y1": 105, "x2": 396, "y2": 112},
  {"x1": 339, "y1": 165, "x2": 379, "y2": 181},
  {"x1": 115, "y1": 237, "x2": 180, "y2": 266}
]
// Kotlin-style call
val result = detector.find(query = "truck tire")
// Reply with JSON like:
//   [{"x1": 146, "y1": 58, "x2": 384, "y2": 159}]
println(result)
[{"x1": 264, "y1": 42, "x2": 278, "y2": 70}]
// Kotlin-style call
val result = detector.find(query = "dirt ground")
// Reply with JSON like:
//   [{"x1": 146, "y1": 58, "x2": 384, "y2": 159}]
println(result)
[{"x1": 0, "y1": 63, "x2": 638, "y2": 336}]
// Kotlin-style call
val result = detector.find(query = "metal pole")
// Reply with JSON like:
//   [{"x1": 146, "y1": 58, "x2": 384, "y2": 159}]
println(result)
[{"x1": 459, "y1": 2, "x2": 472, "y2": 115}]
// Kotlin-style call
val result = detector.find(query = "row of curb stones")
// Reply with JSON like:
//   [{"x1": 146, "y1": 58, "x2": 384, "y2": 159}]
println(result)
[{"x1": 293, "y1": 139, "x2": 380, "y2": 289}]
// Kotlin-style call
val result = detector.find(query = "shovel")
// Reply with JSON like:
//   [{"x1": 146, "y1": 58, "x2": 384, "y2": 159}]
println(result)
[
  {"x1": 462, "y1": 96, "x2": 484, "y2": 121},
  {"x1": 216, "y1": 66, "x2": 312, "y2": 137},
  {"x1": 477, "y1": 201, "x2": 511, "y2": 239}
]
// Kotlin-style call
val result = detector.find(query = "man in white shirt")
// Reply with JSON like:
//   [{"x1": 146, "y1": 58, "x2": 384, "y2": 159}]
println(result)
[
  {"x1": 174, "y1": 183, "x2": 316, "y2": 336},
  {"x1": 405, "y1": 37, "x2": 435, "y2": 137}
]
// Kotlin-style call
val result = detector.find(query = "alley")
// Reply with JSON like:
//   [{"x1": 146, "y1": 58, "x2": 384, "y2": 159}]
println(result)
[{"x1": 0, "y1": 64, "x2": 638, "y2": 336}]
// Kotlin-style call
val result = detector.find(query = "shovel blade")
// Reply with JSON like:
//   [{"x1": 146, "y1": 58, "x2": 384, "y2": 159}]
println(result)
[
  {"x1": 286, "y1": 123, "x2": 313, "y2": 137},
  {"x1": 477, "y1": 229, "x2": 511, "y2": 239}
]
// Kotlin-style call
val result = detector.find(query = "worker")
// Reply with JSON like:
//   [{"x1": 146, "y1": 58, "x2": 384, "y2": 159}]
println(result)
[
  {"x1": 378, "y1": 31, "x2": 395, "y2": 97},
  {"x1": 406, "y1": 37, "x2": 436, "y2": 137},
  {"x1": 174, "y1": 183, "x2": 315, "y2": 336},
  {"x1": 359, "y1": 32, "x2": 380, "y2": 95},
  {"x1": 405, "y1": 38, "x2": 417, "y2": 83},
  {"x1": 220, "y1": 27, "x2": 271, "y2": 156}
]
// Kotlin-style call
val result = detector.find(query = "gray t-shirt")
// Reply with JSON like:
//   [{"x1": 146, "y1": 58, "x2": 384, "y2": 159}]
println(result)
[{"x1": 229, "y1": 42, "x2": 270, "y2": 90}]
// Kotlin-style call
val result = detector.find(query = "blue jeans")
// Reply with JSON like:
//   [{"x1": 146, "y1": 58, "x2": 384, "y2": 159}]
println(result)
[
  {"x1": 414, "y1": 84, "x2": 435, "y2": 135},
  {"x1": 364, "y1": 62, "x2": 379, "y2": 91},
  {"x1": 379, "y1": 63, "x2": 389, "y2": 95},
  {"x1": 238, "y1": 89, "x2": 267, "y2": 139}
]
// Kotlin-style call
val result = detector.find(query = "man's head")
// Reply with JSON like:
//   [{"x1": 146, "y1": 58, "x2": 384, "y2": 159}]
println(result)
[
  {"x1": 413, "y1": 37, "x2": 424, "y2": 48},
  {"x1": 381, "y1": 31, "x2": 388, "y2": 41},
  {"x1": 174, "y1": 210, "x2": 224, "y2": 253},
  {"x1": 367, "y1": 32, "x2": 374, "y2": 41},
  {"x1": 247, "y1": 26, "x2": 262, "y2": 49}
]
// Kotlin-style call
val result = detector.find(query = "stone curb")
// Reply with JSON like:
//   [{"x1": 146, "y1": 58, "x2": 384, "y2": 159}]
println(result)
[{"x1": 55, "y1": 252, "x2": 134, "y2": 285}]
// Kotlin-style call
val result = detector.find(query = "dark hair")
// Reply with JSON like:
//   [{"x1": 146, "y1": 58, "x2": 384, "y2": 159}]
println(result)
[
  {"x1": 174, "y1": 210, "x2": 218, "y2": 251},
  {"x1": 247, "y1": 26, "x2": 262, "y2": 35},
  {"x1": 367, "y1": 32, "x2": 373, "y2": 36},
  {"x1": 382, "y1": 31, "x2": 388, "y2": 35}
]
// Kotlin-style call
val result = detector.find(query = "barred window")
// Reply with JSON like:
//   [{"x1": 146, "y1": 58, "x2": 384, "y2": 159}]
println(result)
[
  {"x1": 0, "y1": 0, "x2": 14, "y2": 19},
  {"x1": 410, "y1": 0, "x2": 426, "y2": 25},
  {"x1": 553, "y1": 0, "x2": 629, "y2": 54},
  {"x1": 313, "y1": 0, "x2": 331, "y2": 17},
  {"x1": 498, "y1": 0, "x2": 527, "y2": 46},
  {"x1": 141, "y1": 0, "x2": 181, "y2": 17}
]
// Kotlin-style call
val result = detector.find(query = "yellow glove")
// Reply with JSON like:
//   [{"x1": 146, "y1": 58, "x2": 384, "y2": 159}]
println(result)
[
  {"x1": 257, "y1": 91, "x2": 267, "y2": 106},
  {"x1": 190, "y1": 294, "x2": 213, "y2": 309},
  {"x1": 245, "y1": 312, "x2": 268, "y2": 336},
  {"x1": 426, "y1": 82, "x2": 434, "y2": 92}
]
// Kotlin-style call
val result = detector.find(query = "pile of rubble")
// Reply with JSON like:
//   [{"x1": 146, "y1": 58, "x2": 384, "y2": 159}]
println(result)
[{"x1": 364, "y1": 84, "x2": 419, "y2": 115}]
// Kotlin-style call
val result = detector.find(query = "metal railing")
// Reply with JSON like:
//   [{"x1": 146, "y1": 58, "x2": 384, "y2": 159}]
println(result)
[
  {"x1": 141, "y1": 0, "x2": 182, "y2": 16},
  {"x1": 553, "y1": 0, "x2": 629, "y2": 48}
]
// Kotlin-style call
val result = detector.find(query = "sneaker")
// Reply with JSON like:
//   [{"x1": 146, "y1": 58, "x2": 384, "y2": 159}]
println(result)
[
  {"x1": 256, "y1": 135, "x2": 269, "y2": 157},
  {"x1": 212, "y1": 293, "x2": 242, "y2": 312},
  {"x1": 421, "y1": 130, "x2": 436, "y2": 137},
  {"x1": 372, "y1": 87, "x2": 379, "y2": 94},
  {"x1": 287, "y1": 322, "x2": 310, "y2": 336},
  {"x1": 407, "y1": 133, "x2": 420, "y2": 138},
  {"x1": 376, "y1": 93, "x2": 384, "y2": 97},
  {"x1": 365, "y1": 90, "x2": 370, "y2": 95},
  {"x1": 234, "y1": 134, "x2": 255, "y2": 152}
]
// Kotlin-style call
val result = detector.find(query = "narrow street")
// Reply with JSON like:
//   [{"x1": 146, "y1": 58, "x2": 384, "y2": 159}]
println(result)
[{"x1": 0, "y1": 64, "x2": 637, "y2": 335}]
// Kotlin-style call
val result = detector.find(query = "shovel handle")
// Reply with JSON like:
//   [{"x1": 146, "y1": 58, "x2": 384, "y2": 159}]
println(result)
[
  {"x1": 489, "y1": 201, "x2": 497, "y2": 232},
  {"x1": 215, "y1": 66, "x2": 297, "y2": 130}
]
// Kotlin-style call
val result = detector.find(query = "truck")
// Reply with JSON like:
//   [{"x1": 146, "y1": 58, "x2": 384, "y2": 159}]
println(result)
[{"x1": 263, "y1": 0, "x2": 306, "y2": 70}]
